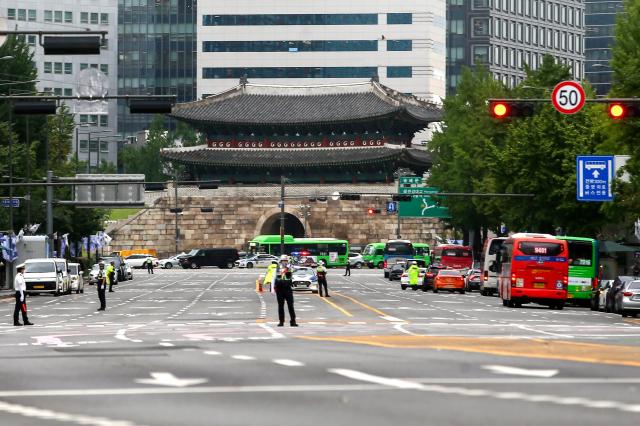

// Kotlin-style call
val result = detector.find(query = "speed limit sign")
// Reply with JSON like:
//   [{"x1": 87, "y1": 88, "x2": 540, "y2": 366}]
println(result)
[{"x1": 551, "y1": 81, "x2": 585, "y2": 114}]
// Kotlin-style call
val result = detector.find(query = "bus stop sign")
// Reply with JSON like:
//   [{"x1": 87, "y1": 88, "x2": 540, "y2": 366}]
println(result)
[{"x1": 576, "y1": 155, "x2": 613, "y2": 201}]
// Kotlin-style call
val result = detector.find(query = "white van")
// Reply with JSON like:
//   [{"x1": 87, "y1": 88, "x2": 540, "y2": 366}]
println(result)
[
  {"x1": 24, "y1": 258, "x2": 70, "y2": 296},
  {"x1": 480, "y1": 237, "x2": 506, "y2": 296},
  {"x1": 68, "y1": 262, "x2": 84, "y2": 294}
]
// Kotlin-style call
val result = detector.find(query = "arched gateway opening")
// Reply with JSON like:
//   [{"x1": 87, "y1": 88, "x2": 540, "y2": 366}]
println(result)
[{"x1": 260, "y1": 213, "x2": 305, "y2": 237}]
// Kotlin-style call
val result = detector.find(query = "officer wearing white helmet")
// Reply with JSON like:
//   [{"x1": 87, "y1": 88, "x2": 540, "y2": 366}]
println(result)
[
  {"x1": 274, "y1": 255, "x2": 298, "y2": 327},
  {"x1": 96, "y1": 261, "x2": 107, "y2": 311}
]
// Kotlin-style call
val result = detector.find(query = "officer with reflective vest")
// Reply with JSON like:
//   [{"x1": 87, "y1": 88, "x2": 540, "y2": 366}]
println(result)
[
  {"x1": 106, "y1": 261, "x2": 116, "y2": 292},
  {"x1": 316, "y1": 261, "x2": 329, "y2": 297},
  {"x1": 408, "y1": 261, "x2": 420, "y2": 291},
  {"x1": 274, "y1": 255, "x2": 298, "y2": 327},
  {"x1": 264, "y1": 260, "x2": 278, "y2": 292}
]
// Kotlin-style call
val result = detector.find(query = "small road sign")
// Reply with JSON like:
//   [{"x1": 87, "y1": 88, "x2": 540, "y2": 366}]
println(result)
[
  {"x1": 398, "y1": 186, "x2": 439, "y2": 195},
  {"x1": 576, "y1": 155, "x2": 613, "y2": 202},
  {"x1": 0, "y1": 198, "x2": 20, "y2": 208},
  {"x1": 552, "y1": 81, "x2": 586, "y2": 115},
  {"x1": 386, "y1": 201, "x2": 397, "y2": 214},
  {"x1": 399, "y1": 176, "x2": 422, "y2": 185}
]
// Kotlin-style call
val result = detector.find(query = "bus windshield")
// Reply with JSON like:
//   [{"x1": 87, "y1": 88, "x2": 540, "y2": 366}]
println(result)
[
  {"x1": 567, "y1": 241, "x2": 593, "y2": 266},
  {"x1": 384, "y1": 241, "x2": 413, "y2": 256}
]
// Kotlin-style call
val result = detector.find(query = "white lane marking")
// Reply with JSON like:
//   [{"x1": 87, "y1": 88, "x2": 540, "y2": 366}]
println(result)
[
  {"x1": 515, "y1": 324, "x2": 575, "y2": 339},
  {"x1": 403, "y1": 377, "x2": 640, "y2": 385},
  {"x1": 231, "y1": 355, "x2": 256, "y2": 361},
  {"x1": 393, "y1": 323, "x2": 419, "y2": 336},
  {"x1": 159, "y1": 342, "x2": 174, "y2": 347},
  {"x1": 431, "y1": 301, "x2": 464, "y2": 304},
  {"x1": 135, "y1": 372, "x2": 208, "y2": 387},
  {"x1": 0, "y1": 400, "x2": 140, "y2": 426},
  {"x1": 329, "y1": 369, "x2": 423, "y2": 390},
  {"x1": 204, "y1": 351, "x2": 221, "y2": 356},
  {"x1": 114, "y1": 328, "x2": 143, "y2": 343},
  {"x1": 482, "y1": 365, "x2": 559, "y2": 378},
  {"x1": 272, "y1": 359, "x2": 305, "y2": 367},
  {"x1": 380, "y1": 316, "x2": 406, "y2": 323},
  {"x1": 258, "y1": 323, "x2": 285, "y2": 339}
]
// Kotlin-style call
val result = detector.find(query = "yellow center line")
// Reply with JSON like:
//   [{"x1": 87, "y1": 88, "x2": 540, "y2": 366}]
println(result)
[
  {"x1": 334, "y1": 292, "x2": 390, "y2": 318},
  {"x1": 318, "y1": 295, "x2": 354, "y2": 317}
]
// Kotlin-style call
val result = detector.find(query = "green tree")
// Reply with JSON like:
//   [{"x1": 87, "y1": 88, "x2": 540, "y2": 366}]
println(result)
[{"x1": 121, "y1": 115, "x2": 174, "y2": 180}]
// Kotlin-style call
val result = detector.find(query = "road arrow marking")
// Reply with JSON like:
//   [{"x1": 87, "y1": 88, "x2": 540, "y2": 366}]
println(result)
[
  {"x1": 135, "y1": 372, "x2": 208, "y2": 387},
  {"x1": 482, "y1": 365, "x2": 559, "y2": 378}
]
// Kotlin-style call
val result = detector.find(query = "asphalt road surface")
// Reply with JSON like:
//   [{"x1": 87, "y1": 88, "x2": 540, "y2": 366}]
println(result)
[{"x1": 1, "y1": 268, "x2": 639, "y2": 426}]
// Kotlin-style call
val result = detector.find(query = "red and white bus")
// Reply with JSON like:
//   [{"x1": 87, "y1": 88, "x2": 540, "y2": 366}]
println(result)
[
  {"x1": 432, "y1": 245, "x2": 473, "y2": 269},
  {"x1": 494, "y1": 233, "x2": 569, "y2": 310}
]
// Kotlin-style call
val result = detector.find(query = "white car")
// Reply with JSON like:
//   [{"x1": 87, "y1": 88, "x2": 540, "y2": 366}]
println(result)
[
  {"x1": 159, "y1": 256, "x2": 181, "y2": 269},
  {"x1": 291, "y1": 266, "x2": 318, "y2": 293},
  {"x1": 24, "y1": 258, "x2": 69, "y2": 296},
  {"x1": 348, "y1": 252, "x2": 364, "y2": 268},
  {"x1": 236, "y1": 254, "x2": 279, "y2": 268},
  {"x1": 125, "y1": 254, "x2": 158, "y2": 268},
  {"x1": 68, "y1": 263, "x2": 84, "y2": 294},
  {"x1": 400, "y1": 267, "x2": 427, "y2": 288},
  {"x1": 125, "y1": 263, "x2": 133, "y2": 280}
]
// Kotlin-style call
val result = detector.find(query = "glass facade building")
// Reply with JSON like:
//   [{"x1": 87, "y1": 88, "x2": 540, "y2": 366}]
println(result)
[
  {"x1": 584, "y1": 0, "x2": 624, "y2": 96},
  {"x1": 447, "y1": 0, "x2": 585, "y2": 94},
  {"x1": 117, "y1": 0, "x2": 197, "y2": 136}
]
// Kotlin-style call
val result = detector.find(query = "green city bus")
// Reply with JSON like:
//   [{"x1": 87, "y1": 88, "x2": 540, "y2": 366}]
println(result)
[
  {"x1": 247, "y1": 235, "x2": 348, "y2": 267},
  {"x1": 557, "y1": 236, "x2": 598, "y2": 305},
  {"x1": 362, "y1": 242, "x2": 385, "y2": 268},
  {"x1": 412, "y1": 243, "x2": 431, "y2": 265}
]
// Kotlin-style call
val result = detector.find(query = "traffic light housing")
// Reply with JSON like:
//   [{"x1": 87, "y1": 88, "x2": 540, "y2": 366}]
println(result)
[
  {"x1": 367, "y1": 208, "x2": 381, "y2": 215},
  {"x1": 392, "y1": 194, "x2": 412, "y2": 202},
  {"x1": 608, "y1": 102, "x2": 639, "y2": 120},
  {"x1": 489, "y1": 101, "x2": 536, "y2": 118},
  {"x1": 340, "y1": 193, "x2": 361, "y2": 200}
]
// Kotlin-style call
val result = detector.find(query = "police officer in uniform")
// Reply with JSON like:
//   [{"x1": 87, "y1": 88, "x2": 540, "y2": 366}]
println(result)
[
  {"x1": 107, "y1": 261, "x2": 116, "y2": 292},
  {"x1": 96, "y1": 262, "x2": 107, "y2": 311},
  {"x1": 316, "y1": 261, "x2": 329, "y2": 297},
  {"x1": 274, "y1": 255, "x2": 298, "y2": 327},
  {"x1": 13, "y1": 264, "x2": 33, "y2": 326},
  {"x1": 145, "y1": 257, "x2": 154, "y2": 274}
]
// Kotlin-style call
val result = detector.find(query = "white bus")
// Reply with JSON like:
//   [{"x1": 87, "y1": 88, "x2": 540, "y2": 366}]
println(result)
[{"x1": 480, "y1": 237, "x2": 506, "y2": 296}]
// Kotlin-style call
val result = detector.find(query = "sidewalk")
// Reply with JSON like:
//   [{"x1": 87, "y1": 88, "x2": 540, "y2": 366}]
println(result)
[{"x1": 0, "y1": 289, "x2": 14, "y2": 301}]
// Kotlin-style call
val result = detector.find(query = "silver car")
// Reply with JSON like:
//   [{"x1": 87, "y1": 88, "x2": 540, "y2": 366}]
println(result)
[
  {"x1": 291, "y1": 267, "x2": 318, "y2": 293},
  {"x1": 615, "y1": 280, "x2": 640, "y2": 317}
]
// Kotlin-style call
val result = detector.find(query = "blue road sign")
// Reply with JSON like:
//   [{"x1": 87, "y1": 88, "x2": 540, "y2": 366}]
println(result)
[
  {"x1": 0, "y1": 198, "x2": 20, "y2": 208},
  {"x1": 386, "y1": 201, "x2": 397, "y2": 213},
  {"x1": 577, "y1": 155, "x2": 613, "y2": 202}
]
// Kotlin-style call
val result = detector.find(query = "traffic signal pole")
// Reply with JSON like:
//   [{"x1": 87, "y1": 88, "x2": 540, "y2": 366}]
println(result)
[
  {"x1": 396, "y1": 178, "x2": 402, "y2": 239},
  {"x1": 280, "y1": 175, "x2": 285, "y2": 257},
  {"x1": 46, "y1": 170, "x2": 54, "y2": 258}
]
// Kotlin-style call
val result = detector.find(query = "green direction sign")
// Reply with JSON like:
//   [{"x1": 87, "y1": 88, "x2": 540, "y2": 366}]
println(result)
[
  {"x1": 398, "y1": 186, "x2": 439, "y2": 195},
  {"x1": 399, "y1": 176, "x2": 423, "y2": 185},
  {"x1": 398, "y1": 196, "x2": 450, "y2": 218}
]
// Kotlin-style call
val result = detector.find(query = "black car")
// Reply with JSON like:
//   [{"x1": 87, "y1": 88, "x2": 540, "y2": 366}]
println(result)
[
  {"x1": 388, "y1": 263, "x2": 406, "y2": 281},
  {"x1": 179, "y1": 248, "x2": 239, "y2": 269},
  {"x1": 99, "y1": 255, "x2": 126, "y2": 281},
  {"x1": 465, "y1": 269, "x2": 482, "y2": 292},
  {"x1": 422, "y1": 264, "x2": 447, "y2": 291}
]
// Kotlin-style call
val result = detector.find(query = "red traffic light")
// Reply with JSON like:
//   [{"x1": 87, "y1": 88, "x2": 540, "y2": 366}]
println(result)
[
  {"x1": 491, "y1": 102, "x2": 509, "y2": 118},
  {"x1": 609, "y1": 103, "x2": 626, "y2": 119},
  {"x1": 367, "y1": 208, "x2": 381, "y2": 215}
]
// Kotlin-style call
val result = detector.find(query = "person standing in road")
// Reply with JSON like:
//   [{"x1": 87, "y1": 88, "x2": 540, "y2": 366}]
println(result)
[
  {"x1": 316, "y1": 261, "x2": 329, "y2": 297},
  {"x1": 145, "y1": 257, "x2": 154, "y2": 274},
  {"x1": 96, "y1": 262, "x2": 107, "y2": 311},
  {"x1": 264, "y1": 260, "x2": 278, "y2": 292},
  {"x1": 344, "y1": 258, "x2": 351, "y2": 276},
  {"x1": 13, "y1": 264, "x2": 33, "y2": 326},
  {"x1": 107, "y1": 261, "x2": 116, "y2": 292},
  {"x1": 408, "y1": 261, "x2": 420, "y2": 291},
  {"x1": 274, "y1": 255, "x2": 298, "y2": 327}
]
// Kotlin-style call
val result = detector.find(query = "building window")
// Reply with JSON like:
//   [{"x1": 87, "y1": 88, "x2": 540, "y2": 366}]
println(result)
[
  {"x1": 54, "y1": 10, "x2": 62, "y2": 23},
  {"x1": 517, "y1": 50, "x2": 523, "y2": 69},
  {"x1": 54, "y1": 62, "x2": 63, "y2": 74},
  {"x1": 203, "y1": 14, "x2": 379, "y2": 26},
  {"x1": 89, "y1": 140, "x2": 98, "y2": 152},
  {"x1": 79, "y1": 140, "x2": 88, "y2": 153},
  {"x1": 80, "y1": 63, "x2": 89, "y2": 71},
  {"x1": 100, "y1": 141, "x2": 109, "y2": 153},
  {"x1": 99, "y1": 115, "x2": 108, "y2": 127},
  {"x1": 90, "y1": 115, "x2": 99, "y2": 125},
  {"x1": 79, "y1": 114, "x2": 88, "y2": 124},
  {"x1": 525, "y1": 0, "x2": 530, "y2": 16},
  {"x1": 450, "y1": 0, "x2": 465, "y2": 5},
  {"x1": 65, "y1": 11, "x2": 73, "y2": 23},
  {"x1": 510, "y1": 21, "x2": 516, "y2": 40},
  {"x1": 28, "y1": 9, "x2": 36, "y2": 21},
  {"x1": 387, "y1": 40, "x2": 412, "y2": 51},
  {"x1": 517, "y1": 23, "x2": 523, "y2": 42},
  {"x1": 52, "y1": 88, "x2": 62, "y2": 96},
  {"x1": 494, "y1": 18, "x2": 501, "y2": 37},
  {"x1": 100, "y1": 64, "x2": 109, "y2": 75},
  {"x1": 473, "y1": 0, "x2": 490, "y2": 8},
  {"x1": 525, "y1": 24, "x2": 530, "y2": 43},
  {"x1": 502, "y1": 48, "x2": 508, "y2": 66},
  {"x1": 510, "y1": 49, "x2": 516, "y2": 68},
  {"x1": 90, "y1": 63, "x2": 99, "y2": 69},
  {"x1": 449, "y1": 47, "x2": 464, "y2": 61},
  {"x1": 547, "y1": 29, "x2": 553, "y2": 48},
  {"x1": 387, "y1": 13, "x2": 412, "y2": 24},
  {"x1": 387, "y1": 66, "x2": 412, "y2": 78},
  {"x1": 7, "y1": 8, "x2": 15, "y2": 20},
  {"x1": 27, "y1": 35, "x2": 36, "y2": 47},
  {"x1": 502, "y1": 20, "x2": 508, "y2": 39},
  {"x1": 44, "y1": 62, "x2": 52, "y2": 74},
  {"x1": 64, "y1": 88, "x2": 72, "y2": 96},
  {"x1": 43, "y1": 87, "x2": 53, "y2": 94},
  {"x1": 450, "y1": 74, "x2": 461, "y2": 88},
  {"x1": 539, "y1": 1, "x2": 545, "y2": 19},
  {"x1": 569, "y1": 7, "x2": 574, "y2": 26},
  {"x1": 100, "y1": 13, "x2": 109, "y2": 25},
  {"x1": 64, "y1": 63, "x2": 72, "y2": 74},
  {"x1": 554, "y1": 30, "x2": 559, "y2": 49},
  {"x1": 203, "y1": 40, "x2": 379, "y2": 52},
  {"x1": 203, "y1": 67, "x2": 379, "y2": 79},
  {"x1": 554, "y1": 4, "x2": 560, "y2": 22},
  {"x1": 472, "y1": 18, "x2": 490, "y2": 36},
  {"x1": 473, "y1": 46, "x2": 490, "y2": 64},
  {"x1": 90, "y1": 13, "x2": 99, "y2": 24},
  {"x1": 532, "y1": 26, "x2": 538, "y2": 45},
  {"x1": 17, "y1": 8, "x2": 26, "y2": 21},
  {"x1": 80, "y1": 12, "x2": 88, "y2": 24},
  {"x1": 532, "y1": 0, "x2": 538, "y2": 18},
  {"x1": 517, "y1": 0, "x2": 522, "y2": 14},
  {"x1": 568, "y1": 34, "x2": 574, "y2": 52},
  {"x1": 547, "y1": 2, "x2": 552, "y2": 21},
  {"x1": 449, "y1": 19, "x2": 464, "y2": 35}
]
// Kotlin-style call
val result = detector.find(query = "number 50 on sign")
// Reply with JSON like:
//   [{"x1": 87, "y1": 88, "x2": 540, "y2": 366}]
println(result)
[{"x1": 551, "y1": 81, "x2": 586, "y2": 115}]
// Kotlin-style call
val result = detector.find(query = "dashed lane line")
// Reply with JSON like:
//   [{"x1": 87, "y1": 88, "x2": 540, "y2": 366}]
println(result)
[
  {"x1": 272, "y1": 359, "x2": 305, "y2": 367},
  {"x1": 0, "y1": 400, "x2": 141, "y2": 426}
]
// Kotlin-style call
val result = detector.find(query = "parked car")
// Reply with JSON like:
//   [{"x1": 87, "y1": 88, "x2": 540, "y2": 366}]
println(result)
[
  {"x1": 422, "y1": 264, "x2": 448, "y2": 291},
  {"x1": 88, "y1": 264, "x2": 100, "y2": 285},
  {"x1": 605, "y1": 276, "x2": 633, "y2": 313},
  {"x1": 433, "y1": 269, "x2": 466, "y2": 294},
  {"x1": 23, "y1": 258, "x2": 69, "y2": 296},
  {"x1": 591, "y1": 279, "x2": 613, "y2": 311},
  {"x1": 159, "y1": 255, "x2": 183, "y2": 269},
  {"x1": 125, "y1": 254, "x2": 158, "y2": 269},
  {"x1": 614, "y1": 279, "x2": 640, "y2": 317},
  {"x1": 125, "y1": 263, "x2": 133, "y2": 280},
  {"x1": 236, "y1": 254, "x2": 279, "y2": 268},
  {"x1": 348, "y1": 252, "x2": 364, "y2": 268},
  {"x1": 179, "y1": 248, "x2": 239, "y2": 269},
  {"x1": 100, "y1": 255, "x2": 127, "y2": 280},
  {"x1": 465, "y1": 268, "x2": 482, "y2": 292},
  {"x1": 291, "y1": 266, "x2": 318, "y2": 293},
  {"x1": 68, "y1": 262, "x2": 84, "y2": 294}
]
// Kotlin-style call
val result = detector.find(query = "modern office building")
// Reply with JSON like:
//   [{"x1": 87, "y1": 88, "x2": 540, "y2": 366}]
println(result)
[
  {"x1": 584, "y1": 0, "x2": 624, "y2": 96},
  {"x1": 447, "y1": 0, "x2": 585, "y2": 94},
  {"x1": 2, "y1": 0, "x2": 119, "y2": 169},
  {"x1": 197, "y1": 1, "x2": 446, "y2": 102},
  {"x1": 117, "y1": 0, "x2": 197, "y2": 137}
]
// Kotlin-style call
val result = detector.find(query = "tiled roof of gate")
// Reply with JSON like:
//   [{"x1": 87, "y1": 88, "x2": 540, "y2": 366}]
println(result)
[
  {"x1": 161, "y1": 145, "x2": 432, "y2": 168},
  {"x1": 170, "y1": 80, "x2": 442, "y2": 126}
]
